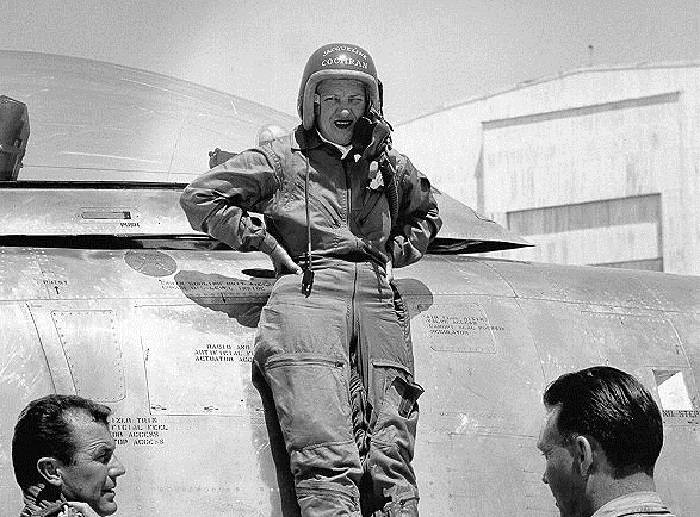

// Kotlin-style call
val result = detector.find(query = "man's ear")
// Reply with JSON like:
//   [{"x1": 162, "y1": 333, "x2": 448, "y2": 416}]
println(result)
[
  {"x1": 574, "y1": 436, "x2": 594, "y2": 476},
  {"x1": 37, "y1": 457, "x2": 63, "y2": 487}
]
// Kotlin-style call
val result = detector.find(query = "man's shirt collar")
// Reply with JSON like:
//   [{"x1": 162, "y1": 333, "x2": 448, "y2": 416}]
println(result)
[
  {"x1": 296, "y1": 126, "x2": 361, "y2": 161},
  {"x1": 318, "y1": 132, "x2": 352, "y2": 159},
  {"x1": 592, "y1": 491, "x2": 671, "y2": 517}
]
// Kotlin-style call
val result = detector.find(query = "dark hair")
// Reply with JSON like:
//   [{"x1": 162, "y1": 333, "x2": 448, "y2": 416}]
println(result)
[
  {"x1": 543, "y1": 366, "x2": 663, "y2": 478},
  {"x1": 12, "y1": 394, "x2": 111, "y2": 489}
]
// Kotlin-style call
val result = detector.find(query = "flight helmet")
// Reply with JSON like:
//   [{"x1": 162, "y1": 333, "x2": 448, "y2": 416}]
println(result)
[{"x1": 297, "y1": 43, "x2": 381, "y2": 130}]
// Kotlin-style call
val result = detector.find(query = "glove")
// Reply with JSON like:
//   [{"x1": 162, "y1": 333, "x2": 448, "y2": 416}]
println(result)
[
  {"x1": 352, "y1": 106, "x2": 393, "y2": 163},
  {"x1": 208, "y1": 148, "x2": 237, "y2": 168},
  {"x1": 354, "y1": 112, "x2": 399, "y2": 225},
  {"x1": 362, "y1": 118, "x2": 392, "y2": 163},
  {"x1": 354, "y1": 117, "x2": 392, "y2": 164},
  {"x1": 267, "y1": 243, "x2": 301, "y2": 278}
]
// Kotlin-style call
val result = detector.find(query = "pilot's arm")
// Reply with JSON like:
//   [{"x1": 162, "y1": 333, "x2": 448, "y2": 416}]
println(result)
[
  {"x1": 180, "y1": 151, "x2": 300, "y2": 275},
  {"x1": 387, "y1": 153, "x2": 442, "y2": 268}
]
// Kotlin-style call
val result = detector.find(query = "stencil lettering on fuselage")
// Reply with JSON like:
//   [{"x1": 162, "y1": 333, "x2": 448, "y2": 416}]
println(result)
[
  {"x1": 110, "y1": 416, "x2": 168, "y2": 446},
  {"x1": 139, "y1": 304, "x2": 258, "y2": 416},
  {"x1": 653, "y1": 368, "x2": 699, "y2": 426},
  {"x1": 415, "y1": 303, "x2": 501, "y2": 353},
  {"x1": 194, "y1": 342, "x2": 253, "y2": 363}
]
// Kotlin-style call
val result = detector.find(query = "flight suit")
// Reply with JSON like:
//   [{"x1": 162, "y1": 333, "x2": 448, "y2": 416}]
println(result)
[{"x1": 180, "y1": 127, "x2": 441, "y2": 516}]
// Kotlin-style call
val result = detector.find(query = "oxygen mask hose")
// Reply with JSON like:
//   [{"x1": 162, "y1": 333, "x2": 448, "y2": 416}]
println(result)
[
  {"x1": 356, "y1": 107, "x2": 398, "y2": 226},
  {"x1": 302, "y1": 154, "x2": 314, "y2": 297},
  {"x1": 379, "y1": 154, "x2": 399, "y2": 226}
]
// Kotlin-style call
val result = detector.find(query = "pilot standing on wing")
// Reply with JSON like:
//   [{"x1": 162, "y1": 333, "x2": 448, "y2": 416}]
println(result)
[{"x1": 180, "y1": 43, "x2": 441, "y2": 517}]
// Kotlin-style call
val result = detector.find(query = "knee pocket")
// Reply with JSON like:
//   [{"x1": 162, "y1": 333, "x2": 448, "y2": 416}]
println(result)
[
  {"x1": 371, "y1": 365, "x2": 424, "y2": 456},
  {"x1": 255, "y1": 300, "x2": 348, "y2": 361},
  {"x1": 264, "y1": 353, "x2": 354, "y2": 450}
]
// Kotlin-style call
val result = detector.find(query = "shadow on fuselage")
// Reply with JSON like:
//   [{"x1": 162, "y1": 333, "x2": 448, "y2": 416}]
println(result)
[
  {"x1": 173, "y1": 269, "x2": 268, "y2": 328},
  {"x1": 173, "y1": 268, "x2": 299, "y2": 515}
]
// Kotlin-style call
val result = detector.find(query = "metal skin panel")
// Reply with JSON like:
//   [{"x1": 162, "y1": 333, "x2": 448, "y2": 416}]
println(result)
[
  {"x1": 483, "y1": 258, "x2": 680, "y2": 310},
  {"x1": 663, "y1": 312, "x2": 700, "y2": 422},
  {"x1": 409, "y1": 295, "x2": 551, "y2": 515},
  {"x1": 0, "y1": 187, "x2": 195, "y2": 236},
  {"x1": 140, "y1": 304, "x2": 258, "y2": 416},
  {"x1": 0, "y1": 304, "x2": 56, "y2": 513},
  {"x1": 393, "y1": 256, "x2": 516, "y2": 297},
  {"x1": 50, "y1": 309, "x2": 125, "y2": 401},
  {"x1": 1, "y1": 246, "x2": 698, "y2": 516},
  {"x1": 0, "y1": 248, "x2": 46, "y2": 298}
]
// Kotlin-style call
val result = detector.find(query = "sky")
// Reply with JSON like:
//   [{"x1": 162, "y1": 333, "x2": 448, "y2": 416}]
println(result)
[{"x1": 1, "y1": 0, "x2": 698, "y2": 123}]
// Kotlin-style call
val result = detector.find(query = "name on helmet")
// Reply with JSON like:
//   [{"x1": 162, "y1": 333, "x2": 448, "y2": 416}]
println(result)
[
  {"x1": 322, "y1": 45, "x2": 368, "y2": 60},
  {"x1": 321, "y1": 55, "x2": 368, "y2": 69}
]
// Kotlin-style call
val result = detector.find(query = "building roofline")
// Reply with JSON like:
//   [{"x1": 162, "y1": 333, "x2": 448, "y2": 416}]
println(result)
[{"x1": 397, "y1": 60, "x2": 700, "y2": 126}]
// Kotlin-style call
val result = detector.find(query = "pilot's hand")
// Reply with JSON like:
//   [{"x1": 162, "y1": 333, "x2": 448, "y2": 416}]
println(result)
[
  {"x1": 361, "y1": 119, "x2": 392, "y2": 163},
  {"x1": 268, "y1": 244, "x2": 302, "y2": 278},
  {"x1": 208, "y1": 148, "x2": 237, "y2": 168},
  {"x1": 59, "y1": 502, "x2": 100, "y2": 517}
]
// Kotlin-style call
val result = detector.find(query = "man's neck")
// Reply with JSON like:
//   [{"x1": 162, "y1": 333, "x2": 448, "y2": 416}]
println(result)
[{"x1": 588, "y1": 472, "x2": 656, "y2": 515}]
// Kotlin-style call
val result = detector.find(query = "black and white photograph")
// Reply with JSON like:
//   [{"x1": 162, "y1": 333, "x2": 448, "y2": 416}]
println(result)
[{"x1": 1, "y1": 1, "x2": 698, "y2": 516}]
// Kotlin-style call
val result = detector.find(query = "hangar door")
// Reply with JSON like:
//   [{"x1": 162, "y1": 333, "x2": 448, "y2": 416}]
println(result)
[{"x1": 481, "y1": 91, "x2": 681, "y2": 271}]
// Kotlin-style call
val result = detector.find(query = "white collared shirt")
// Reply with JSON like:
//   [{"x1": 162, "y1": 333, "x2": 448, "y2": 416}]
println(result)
[
  {"x1": 592, "y1": 491, "x2": 675, "y2": 517},
  {"x1": 317, "y1": 132, "x2": 353, "y2": 160}
]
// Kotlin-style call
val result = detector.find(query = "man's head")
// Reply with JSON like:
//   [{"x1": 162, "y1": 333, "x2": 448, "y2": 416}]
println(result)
[
  {"x1": 297, "y1": 43, "x2": 381, "y2": 139},
  {"x1": 12, "y1": 394, "x2": 126, "y2": 516},
  {"x1": 537, "y1": 366, "x2": 663, "y2": 517}
]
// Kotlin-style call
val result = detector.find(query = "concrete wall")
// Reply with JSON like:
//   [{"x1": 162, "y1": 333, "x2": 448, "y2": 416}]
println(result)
[{"x1": 395, "y1": 63, "x2": 700, "y2": 275}]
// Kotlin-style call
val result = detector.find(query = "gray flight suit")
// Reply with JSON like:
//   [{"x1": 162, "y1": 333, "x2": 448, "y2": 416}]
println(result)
[{"x1": 180, "y1": 127, "x2": 441, "y2": 516}]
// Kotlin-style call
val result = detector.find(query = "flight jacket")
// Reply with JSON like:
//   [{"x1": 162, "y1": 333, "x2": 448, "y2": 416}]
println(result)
[{"x1": 180, "y1": 127, "x2": 441, "y2": 268}]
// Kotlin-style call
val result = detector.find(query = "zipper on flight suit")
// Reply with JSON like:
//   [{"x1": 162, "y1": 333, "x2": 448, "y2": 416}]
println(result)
[
  {"x1": 342, "y1": 155, "x2": 363, "y2": 252},
  {"x1": 302, "y1": 153, "x2": 314, "y2": 297},
  {"x1": 265, "y1": 354, "x2": 346, "y2": 370}
]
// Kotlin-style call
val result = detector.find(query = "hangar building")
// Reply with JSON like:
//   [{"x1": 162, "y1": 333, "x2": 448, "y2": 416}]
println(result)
[{"x1": 395, "y1": 62, "x2": 700, "y2": 275}]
